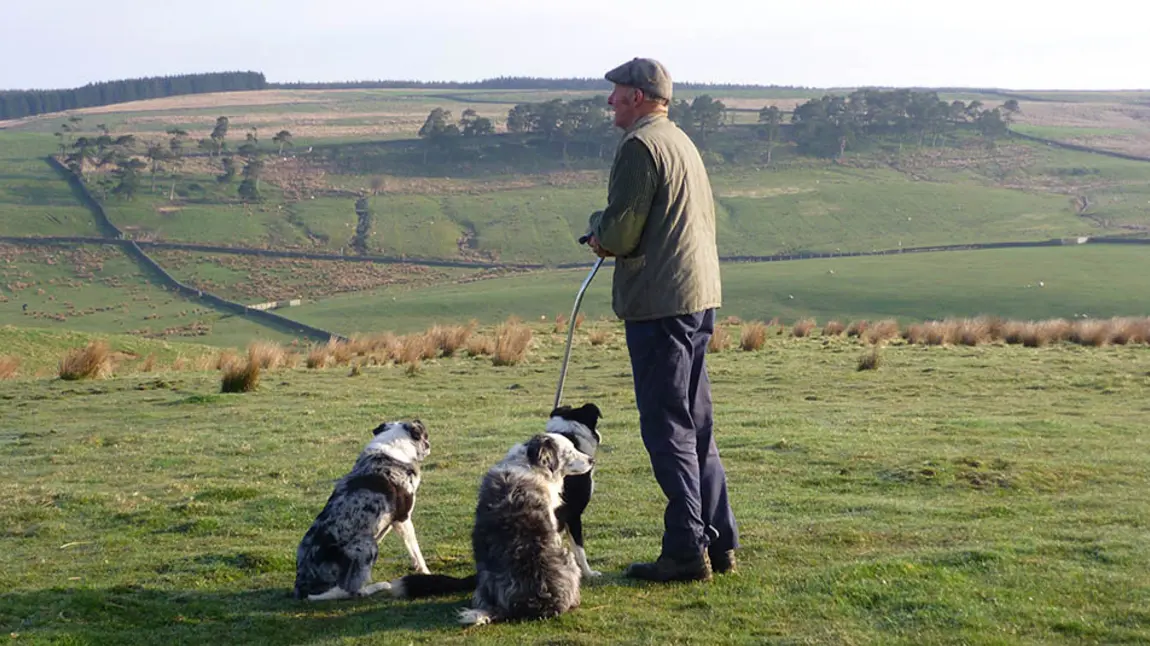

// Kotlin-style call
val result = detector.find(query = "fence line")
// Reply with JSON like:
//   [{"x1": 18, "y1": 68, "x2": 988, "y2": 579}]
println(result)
[{"x1": 37, "y1": 157, "x2": 346, "y2": 343}]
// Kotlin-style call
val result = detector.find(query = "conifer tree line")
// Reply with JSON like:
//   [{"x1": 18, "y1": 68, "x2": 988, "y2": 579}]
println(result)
[{"x1": 0, "y1": 72, "x2": 267, "y2": 120}]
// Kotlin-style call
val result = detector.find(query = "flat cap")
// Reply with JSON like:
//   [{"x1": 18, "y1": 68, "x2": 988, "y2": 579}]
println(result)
[{"x1": 604, "y1": 57, "x2": 672, "y2": 102}]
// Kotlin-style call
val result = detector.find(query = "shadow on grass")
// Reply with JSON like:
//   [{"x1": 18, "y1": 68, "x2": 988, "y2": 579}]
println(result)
[{"x1": 0, "y1": 586, "x2": 469, "y2": 644}]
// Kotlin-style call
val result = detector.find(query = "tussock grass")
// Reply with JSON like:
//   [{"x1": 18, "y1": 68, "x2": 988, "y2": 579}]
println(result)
[
  {"x1": 822, "y1": 320, "x2": 845, "y2": 336},
  {"x1": 492, "y1": 319, "x2": 532, "y2": 366},
  {"x1": 305, "y1": 346, "x2": 331, "y2": 369},
  {"x1": 740, "y1": 321, "x2": 768, "y2": 351},
  {"x1": 588, "y1": 328, "x2": 611, "y2": 346},
  {"x1": 792, "y1": 318, "x2": 816, "y2": 338},
  {"x1": 857, "y1": 347, "x2": 882, "y2": 371},
  {"x1": 220, "y1": 350, "x2": 260, "y2": 393},
  {"x1": 708, "y1": 324, "x2": 732, "y2": 352},
  {"x1": 429, "y1": 324, "x2": 472, "y2": 357},
  {"x1": 863, "y1": 319, "x2": 900, "y2": 345},
  {"x1": 247, "y1": 341, "x2": 288, "y2": 370},
  {"x1": 846, "y1": 320, "x2": 869, "y2": 338},
  {"x1": 58, "y1": 340, "x2": 112, "y2": 380},
  {"x1": 466, "y1": 335, "x2": 495, "y2": 357}
]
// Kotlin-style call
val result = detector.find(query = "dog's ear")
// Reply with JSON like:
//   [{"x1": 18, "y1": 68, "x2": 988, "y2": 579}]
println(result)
[
  {"x1": 526, "y1": 434, "x2": 560, "y2": 474},
  {"x1": 370, "y1": 423, "x2": 390, "y2": 436},
  {"x1": 580, "y1": 403, "x2": 603, "y2": 420},
  {"x1": 406, "y1": 419, "x2": 427, "y2": 440}
]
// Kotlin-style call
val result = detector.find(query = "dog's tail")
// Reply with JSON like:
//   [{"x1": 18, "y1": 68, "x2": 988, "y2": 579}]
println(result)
[{"x1": 388, "y1": 573, "x2": 477, "y2": 599}]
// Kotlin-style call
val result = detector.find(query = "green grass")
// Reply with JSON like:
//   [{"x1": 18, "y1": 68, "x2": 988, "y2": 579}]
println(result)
[
  {"x1": 711, "y1": 165, "x2": 1088, "y2": 256},
  {"x1": 82, "y1": 146, "x2": 1143, "y2": 266},
  {"x1": 288, "y1": 245, "x2": 1150, "y2": 335},
  {"x1": 2, "y1": 325, "x2": 1148, "y2": 644},
  {"x1": 0, "y1": 243, "x2": 295, "y2": 347},
  {"x1": 1011, "y1": 125, "x2": 1137, "y2": 139},
  {"x1": 0, "y1": 325, "x2": 223, "y2": 376},
  {"x1": 0, "y1": 132, "x2": 104, "y2": 237}
]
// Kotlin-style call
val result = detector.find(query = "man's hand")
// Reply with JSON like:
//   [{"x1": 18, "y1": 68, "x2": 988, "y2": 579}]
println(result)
[{"x1": 587, "y1": 235, "x2": 615, "y2": 258}]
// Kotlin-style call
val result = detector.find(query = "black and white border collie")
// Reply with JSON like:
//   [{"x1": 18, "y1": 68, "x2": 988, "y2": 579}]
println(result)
[
  {"x1": 293, "y1": 419, "x2": 431, "y2": 601},
  {"x1": 545, "y1": 403, "x2": 604, "y2": 578},
  {"x1": 389, "y1": 404, "x2": 601, "y2": 625}
]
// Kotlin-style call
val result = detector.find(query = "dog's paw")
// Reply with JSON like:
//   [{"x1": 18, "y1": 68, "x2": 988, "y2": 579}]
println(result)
[{"x1": 582, "y1": 569, "x2": 603, "y2": 579}]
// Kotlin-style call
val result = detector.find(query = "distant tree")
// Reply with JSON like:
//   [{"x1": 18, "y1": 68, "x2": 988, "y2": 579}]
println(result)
[
  {"x1": 758, "y1": 105, "x2": 783, "y2": 164},
  {"x1": 418, "y1": 108, "x2": 460, "y2": 163},
  {"x1": 237, "y1": 156, "x2": 264, "y2": 201},
  {"x1": 217, "y1": 156, "x2": 237, "y2": 183},
  {"x1": 272, "y1": 129, "x2": 293, "y2": 154},
  {"x1": 1001, "y1": 99, "x2": 1021, "y2": 124},
  {"x1": 165, "y1": 128, "x2": 188, "y2": 200},
  {"x1": 145, "y1": 142, "x2": 172, "y2": 192},
  {"x1": 506, "y1": 104, "x2": 532, "y2": 133},
  {"x1": 111, "y1": 158, "x2": 146, "y2": 200},
  {"x1": 976, "y1": 108, "x2": 1008, "y2": 141},
  {"x1": 459, "y1": 109, "x2": 493, "y2": 137},
  {"x1": 690, "y1": 95, "x2": 727, "y2": 145},
  {"x1": 209, "y1": 116, "x2": 229, "y2": 156}
]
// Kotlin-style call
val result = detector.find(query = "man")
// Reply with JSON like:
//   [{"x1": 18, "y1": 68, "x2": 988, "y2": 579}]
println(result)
[{"x1": 585, "y1": 57, "x2": 739, "y2": 582}]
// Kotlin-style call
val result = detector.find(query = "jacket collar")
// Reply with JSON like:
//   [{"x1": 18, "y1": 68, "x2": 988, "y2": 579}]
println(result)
[{"x1": 624, "y1": 111, "x2": 668, "y2": 136}]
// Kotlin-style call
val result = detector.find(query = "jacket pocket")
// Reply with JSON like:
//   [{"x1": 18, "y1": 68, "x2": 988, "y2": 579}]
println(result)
[{"x1": 613, "y1": 254, "x2": 650, "y2": 318}]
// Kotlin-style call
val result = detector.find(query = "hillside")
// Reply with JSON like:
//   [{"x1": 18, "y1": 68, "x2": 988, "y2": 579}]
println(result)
[{"x1": 1, "y1": 85, "x2": 1149, "y2": 345}]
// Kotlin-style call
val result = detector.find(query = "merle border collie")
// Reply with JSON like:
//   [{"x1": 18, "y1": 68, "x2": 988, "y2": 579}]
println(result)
[{"x1": 293, "y1": 419, "x2": 431, "y2": 601}]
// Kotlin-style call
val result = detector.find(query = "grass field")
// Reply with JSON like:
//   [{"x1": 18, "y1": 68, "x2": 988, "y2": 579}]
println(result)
[
  {"x1": 287, "y1": 245, "x2": 1150, "y2": 335},
  {"x1": 0, "y1": 243, "x2": 296, "y2": 347},
  {"x1": 0, "y1": 133, "x2": 103, "y2": 237},
  {"x1": 2, "y1": 325, "x2": 1148, "y2": 644}
]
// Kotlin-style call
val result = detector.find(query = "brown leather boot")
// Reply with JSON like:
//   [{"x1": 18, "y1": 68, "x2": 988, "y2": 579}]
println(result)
[
  {"x1": 624, "y1": 551, "x2": 713, "y2": 583},
  {"x1": 709, "y1": 548, "x2": 737, "y2": 574}
]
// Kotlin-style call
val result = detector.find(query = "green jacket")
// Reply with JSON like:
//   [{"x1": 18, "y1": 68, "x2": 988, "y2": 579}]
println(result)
[{"x1": 588, "y1": 113, "x2": 722, "y2": 321}]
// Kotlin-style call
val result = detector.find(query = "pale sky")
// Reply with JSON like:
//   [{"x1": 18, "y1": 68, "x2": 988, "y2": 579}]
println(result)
[{"x1": 2, "y1": 0, "x2": 1146, "y2": 91}]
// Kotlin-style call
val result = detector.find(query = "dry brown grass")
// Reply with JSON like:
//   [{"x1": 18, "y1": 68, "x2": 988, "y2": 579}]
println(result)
[
  {"x1": 398, "y1": 334, "x2": 432, "y2": 366},
  {"x1": 306, "y1": 346, "x2": 331, "y2": 369},
  {"x1": 216, "y1": 349, "x2": 240, "y2": 370},
  {"x1": 466, "y1": 335, "x2": 496, "y2": 357},
  {"x1": 429, "y1": 324, "x2": 472, "y2": 357},
  {"x1": 957, "y1": 318, "x2": 991, "y2": 346},
  {"x1": 822, "y1": 320, "x2": 845, "y2": 336},
  {"x1": 708, "y1": 325, "x2": 732, "y2": 353},
  {"x1": 248, "y1": 341, "x2": 289, "y2": 370},
  {"x1": 846, "y1": 320, "x2": 869, "y2": 338},
  {"x1": 1002, "y1": 320, "x2": 1028, "y2": 345},
  {"x1": 220, "y1": 352, "x2": 261, "y2": 393},
  {"x1": 492, "y1": 320, "x2": 533, "y2": 366},
  {"x1": 588, "y1": 328, "x2": 611, "y2": 346},
  {"x1": 722, "y1": 315, "x2": 744, "y2": 326},
  {"x1": 792, "y1": 318, "x2": 816, "y2": 338},
  {"x1": 0, "y1": 355, "x2": 19, "y2": 380},
  {"x1": 58, "y1": 340, "x2": 113, "y2": 381},
  {"x1": 1111, "y1": 317, "x2": 1150, "y2": 345},
  {"x1": 740, "y1": 322, "x2": 768, "y2": 351},
  {"x1": 857, "y1": 347, "x2": 882, "y2": 371},
  {"x1": 1069, "y1": 319, "x2": 1112, "y2": 347},
  {"x1": 863, "y1": 319, "x2": 900, "y2": 345},
  {"x1": 554, "y1": 313, "x2": 569, "y2": 334}
]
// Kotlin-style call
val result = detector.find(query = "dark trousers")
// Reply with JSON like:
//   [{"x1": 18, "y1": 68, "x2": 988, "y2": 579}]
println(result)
[{"x1": 625, "y1": 308, "x2": 739, "y2": 559}]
